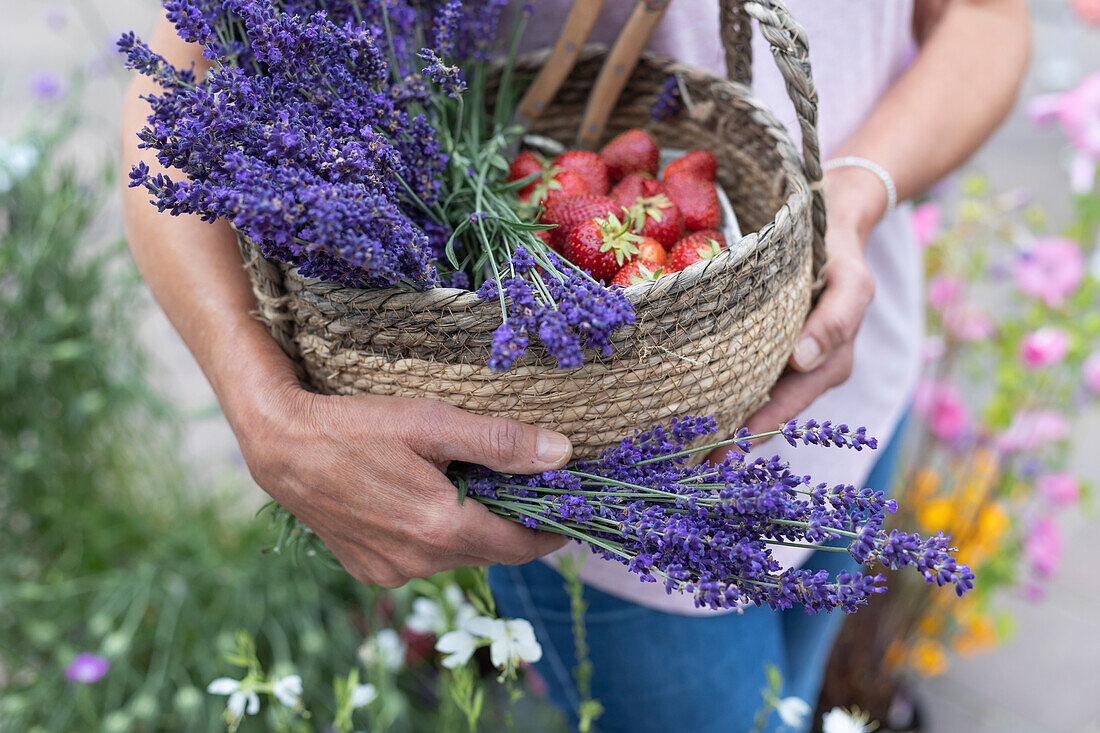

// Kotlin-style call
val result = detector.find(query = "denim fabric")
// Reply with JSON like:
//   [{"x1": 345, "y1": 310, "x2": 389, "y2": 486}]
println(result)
[{"x1": 489, "y1": 419, "x2": 906, "y2": 733}]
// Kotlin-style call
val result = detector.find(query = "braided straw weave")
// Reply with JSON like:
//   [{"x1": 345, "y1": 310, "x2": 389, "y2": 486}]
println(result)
[{"x1": 239, "y1": 0, "x2": 826, "y2": 459}]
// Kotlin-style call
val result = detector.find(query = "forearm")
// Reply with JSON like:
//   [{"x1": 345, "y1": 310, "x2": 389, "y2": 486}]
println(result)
[
  {"x1": 827, "y1": 0, "x2": 1031, "y2": 238},
  {"x1": 120, "y1": 20, "x2": 299, "y2": 424}
]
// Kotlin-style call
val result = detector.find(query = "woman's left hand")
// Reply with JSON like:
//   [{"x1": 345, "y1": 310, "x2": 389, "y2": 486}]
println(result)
[{"x1": 707, "y1": 171, "x2": 881, "y2": 462}]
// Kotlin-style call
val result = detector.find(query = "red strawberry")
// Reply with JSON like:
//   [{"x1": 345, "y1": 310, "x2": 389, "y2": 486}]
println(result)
[
  {"x1": 508, "y1": 151, "x2": 547, "y2": 200},
  {"x1": 609, "y1": 172, "x2": 663, "y2": 210},
  {"x1": 663, "y1": 174, "x2": 722, "y2": 230},
  {"x1": 532, "y1": 169, "x2": 590, "y2": 206},
  {"x1": 564, "y1": 213, "x2": 644, "y2": 281},
  {"x1": 627, "y1": 194, "x2": 685, "y2": 249},
  {"x1": 663, "y1": 150, "x2": 718, "y2": 182},
  {"x1": 633, "y1": 237, "x2": 668, "y2": 266},
  {"x1": 611, "y1": 259, "x2": 666, "y2": 288},
  {"x1": 552, "y1": 151, "x2": 610, "y2": 196},
  {"x1": 540, "y1": 194, "x2": 619, "y2": 248},
  {"x1": 599, "y1": 129, "x2": 660, "y2": 182},
  {"x1": 666, "y1": 230, "x2": 728, "y2": 272}
]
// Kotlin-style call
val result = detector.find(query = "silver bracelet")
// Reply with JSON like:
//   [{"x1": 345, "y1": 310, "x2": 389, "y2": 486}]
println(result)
[{"x1": 822, "y1": 156, "x2": 898, "y2": 216}]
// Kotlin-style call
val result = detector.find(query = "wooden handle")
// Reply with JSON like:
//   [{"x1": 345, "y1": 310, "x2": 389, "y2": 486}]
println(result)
[
  {"x1": 575, "y1": 0, "x2": 671, "y2": 150},
  {"x1": 515, "y1": 0, "x2": 608, "y2": 127}
]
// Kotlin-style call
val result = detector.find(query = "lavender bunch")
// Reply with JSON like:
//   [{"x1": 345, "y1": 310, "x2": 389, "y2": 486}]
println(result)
[
  {"x1": 122, "y1": 0, "x2": 637, "y2": 370},
  {"x1": 453, "y1": 418, "x2": 974, "y2": 613}
]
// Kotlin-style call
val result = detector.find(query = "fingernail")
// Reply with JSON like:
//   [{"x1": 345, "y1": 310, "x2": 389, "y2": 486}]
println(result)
[
  {"x1": 536, "y1": 430, "x2": 572, "y2": 466},
  {"x1": 793, "y1": 335, "x2": 823, "y2": 371}
]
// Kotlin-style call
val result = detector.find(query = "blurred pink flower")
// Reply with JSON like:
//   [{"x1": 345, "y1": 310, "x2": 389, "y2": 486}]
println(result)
[
  {"x1": 1019, "y1": 327, "x2": 1070, "y2": 369},
  {"x1": 997, "y1": 409, "x2": 1071, "y2": 453},
  {"x1": 1083, "y1": 352, "x2": 1100, "y2": 395},
  {"x1": 1028, "y1": 72, "x2": 1100, "y2": 193},
  {"x1": 1070, "y1": 0, "x2": 1100, "y2": 23},
  {"x1": 1025, "y1": 518, "x2": 1063, "y2": 578},
  {"x1": 911, "y1": 202, "x2": 941, "y2": 249},
  {"x1": 65, "y1": 653, "x2": 109, "y2": 684},
  {"x1": 943, "y1": 304, "x2": 994, "y2": 342},
  {"x1": 1012, "y1": 237, "x2": 1085, "y2": 307},
  {"x1": 1037, "y1": 472, "x2": 1080, "y2": 506},
  {"x1": 922, "y1": 336, "x2": 946, "y2": 363},
  {"x1": 914, "y1": 380, "x2": 970, "y2": 441},
  {"x1": 927, "y1": 275, "x2": 965, "y2": 310}
]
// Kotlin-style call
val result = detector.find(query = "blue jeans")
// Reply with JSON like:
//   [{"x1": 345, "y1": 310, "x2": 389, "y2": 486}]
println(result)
[{"x1": 490, "y1": 420, "x2": 906, "y2": 733}]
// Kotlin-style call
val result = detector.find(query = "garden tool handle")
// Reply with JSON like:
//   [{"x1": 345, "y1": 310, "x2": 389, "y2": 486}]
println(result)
[
  {"x1": 576, "y1": 0, "x2": 672, "y2": 150},
  {"x1": 514, "y1": 0, "x2": 608, "y2": 128}
]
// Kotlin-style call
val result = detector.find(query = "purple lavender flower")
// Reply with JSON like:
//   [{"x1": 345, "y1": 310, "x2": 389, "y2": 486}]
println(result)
[
  {"x1": 28, "y1": 70, "x2": 65, "y2": 101},
  {"x1": 650, "y1": 75, "x2": 682, "y2": 123},
  {"x1": 65, "y1": 653, "x2": 110, "y2": 684},
  {"x1": 454, "y1": 416, "x2": 973, "y2": 613}
]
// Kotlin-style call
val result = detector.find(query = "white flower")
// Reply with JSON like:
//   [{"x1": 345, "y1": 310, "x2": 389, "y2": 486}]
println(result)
[
  {"x1": 775, "y1": 696, "x2": 812, "y2": 729},
  {"x1": 350, "y1": 683, "x2": 377, "y2": 709},
  {"x1": 407, "y1": 585, "x2": 478, "y2": 636},
  {"x1": 271, "y1": 674, "x2": 303, "y2": 708},
  {"x1": 821, "y1": 706, "x2": 875, "y2": 733},
  {"x1": 207, "y1": 677, "x2": 260, "y2": 723},
  {"x1": 435, "y1": 629, "x2": 480, "y2": 669},
  {"x1": 406, "y1": 597, "x2": 446, "y2": 636},
  {"x1": 358, "y1": 628, "x2": 407, "y2": 671},
  {"x1": 465, "y1": 616, "x2": 542, "y2": 671}
]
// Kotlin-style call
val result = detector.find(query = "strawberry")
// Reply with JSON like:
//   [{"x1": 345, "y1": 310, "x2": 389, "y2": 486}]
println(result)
[
  {"x1": 565, "y1": 213, "x2": 644, "y2": 281},
  {"x1": 609, "y1": 172, "x2": 663, "y2": 210},
  {"x1": 666, "y1": 230, "x2": 727, "y2": 272},
  {"x1": 663, "y1": 150, "x2": 718, "y2": 182},
  {"x1": 540, "y1": 194, "x2": 619, "y2": 249},
  {"x1": 508, "y1": 151, "x2": 547, "y2": 200},
  {"x1": 599, "y1": 129, "x2": 660, "y2": 182},
  {"x1": 627, "y1": 194, "x2": 685, "y2": 249},
  {"x1": 632, "y1": 236, "x2": 668, "y2": 266},
  {"x1": 663, "y1": 173, "x2": 722, "y2": 230},
  {"x1": 611, "y1": 259, "x2": 666, "y2": 288},
  {"x1": 532, "y1": 169, "x2": 590, "y2": 206},
  {"x1": 552, "y1": 151, "x2": 610, "y2": 196}
]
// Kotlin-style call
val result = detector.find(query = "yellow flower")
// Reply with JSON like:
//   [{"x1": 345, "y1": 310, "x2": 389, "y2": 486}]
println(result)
[
  {"x1": 908, "y1": 468, "x2": 941, "y2": 506},
  {"x1": 885, "y1": 640, "x2": 907, "y2": 672},
  {"x1": 975, "y1": 504, "x2": 1010, "y2": 545},
  {"x1": 954, "y1": 615, "x2": 998, "y2": 657},
  {"x1": 918, "y1": 498, "x2": 956, "y2": 533},
  {"x1": 909, "y1": 638, "x2": 950, "y2": 677}
]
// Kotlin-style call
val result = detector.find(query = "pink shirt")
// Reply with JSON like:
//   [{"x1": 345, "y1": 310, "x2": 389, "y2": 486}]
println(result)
[{"x1": 523, "y1": 0, "x2": 922, "y2": 615}]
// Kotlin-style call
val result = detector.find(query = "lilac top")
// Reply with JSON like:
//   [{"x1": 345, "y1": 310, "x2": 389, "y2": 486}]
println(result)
[{"x1": 522, "y1": 0, "x2": 922, "y2": 615}]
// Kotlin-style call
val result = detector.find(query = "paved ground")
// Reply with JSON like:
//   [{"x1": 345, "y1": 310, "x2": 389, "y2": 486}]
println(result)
[{"x1": 3, "y1": 2, "x2": 1098, "y2": 729}]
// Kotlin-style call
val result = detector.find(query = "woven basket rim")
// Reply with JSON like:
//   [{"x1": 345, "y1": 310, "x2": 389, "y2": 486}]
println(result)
[{"x1": 266, "y1": 47, "x2": 812, "y2": 310}]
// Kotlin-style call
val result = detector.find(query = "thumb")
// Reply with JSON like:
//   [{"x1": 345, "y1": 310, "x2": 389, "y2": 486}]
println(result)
[
  {"x1": 791, "y1": 264, "x2": 873, "y2": 372},
  {"x1": 421, "y1": 403, "x2": 573, "y2": 474}
]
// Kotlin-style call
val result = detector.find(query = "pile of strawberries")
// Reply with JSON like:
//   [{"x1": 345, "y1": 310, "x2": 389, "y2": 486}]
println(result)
[{"x1": 508, "y1": 128, "x2": 728, "y2": 287}]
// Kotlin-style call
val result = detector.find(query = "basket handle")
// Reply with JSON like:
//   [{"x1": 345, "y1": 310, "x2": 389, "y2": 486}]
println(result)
[{"x1": 720, "y1": 0, "x2": 827, "y2": 283}]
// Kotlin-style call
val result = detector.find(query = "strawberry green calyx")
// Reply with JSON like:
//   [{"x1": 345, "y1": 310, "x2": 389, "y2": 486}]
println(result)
[
  {"x1": 629, "y1": 194, "x2": 673, "y2": 224},
  {"x1": 629, "y1": 262, "x2": 664, "y2": 284},
  {"x1": 693, "y1": 236, "x2": 724, "y2": 260},
  {"x1": 597, "y1": 213, "x2": 644, "y2": 266}
]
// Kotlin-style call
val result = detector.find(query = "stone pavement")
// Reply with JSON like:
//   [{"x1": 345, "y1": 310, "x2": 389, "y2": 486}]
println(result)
[{"x1": 3, "y1": 2, "x2": 1097, "y2": 730}]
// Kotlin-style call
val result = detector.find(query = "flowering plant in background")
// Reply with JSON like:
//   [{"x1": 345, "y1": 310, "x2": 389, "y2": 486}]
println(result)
[
  {"x1": 822, "y1": 174, "x2": 1100, "y2": 720},
  {"x1": 120, "y1": 0, "x2": 634, "y2": 372}
]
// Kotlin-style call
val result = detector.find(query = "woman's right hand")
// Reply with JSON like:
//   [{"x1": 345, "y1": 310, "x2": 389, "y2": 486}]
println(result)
[{"x1": 230, "y1": 377, "x2": 572, "y2": 588}]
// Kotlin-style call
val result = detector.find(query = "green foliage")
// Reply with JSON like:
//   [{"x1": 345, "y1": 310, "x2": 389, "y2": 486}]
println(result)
[{"x1": 0, "y1": 126, "x2": 381, "y2": 731}]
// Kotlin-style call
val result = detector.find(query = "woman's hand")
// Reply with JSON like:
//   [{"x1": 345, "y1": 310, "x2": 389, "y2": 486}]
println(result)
[
  {"x1": 231, "y1": 377, "x2": 572, "y2": 588},
  {"x1": 707, "y1": 168, "x2": 881, "y2": 462},
  {"x1": 738, "y1": 223, "x2": 875, "y2": 437}
]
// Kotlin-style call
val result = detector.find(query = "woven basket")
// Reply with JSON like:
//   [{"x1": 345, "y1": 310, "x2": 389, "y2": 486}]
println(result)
[{"x1": 240, "y1": 0, "x2": 826, "y2": 460}]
